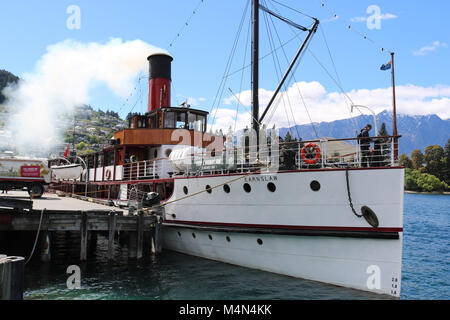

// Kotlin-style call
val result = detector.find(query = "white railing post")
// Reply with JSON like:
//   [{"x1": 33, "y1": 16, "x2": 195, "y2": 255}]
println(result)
[{"x1": 391, "y1": 139, "x2": 395, "y2": 166}]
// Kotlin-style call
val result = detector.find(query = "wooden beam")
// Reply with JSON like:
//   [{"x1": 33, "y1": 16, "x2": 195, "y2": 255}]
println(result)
[
  {"x1": 137, "y1": 211, "x2": 144, "y2": 259},
  {"x1": 80, "y1": 211, "x2": 88, "y2": 261},
  {"x1": 108, "y1": 211, "x2": 116, "y2": 260}
]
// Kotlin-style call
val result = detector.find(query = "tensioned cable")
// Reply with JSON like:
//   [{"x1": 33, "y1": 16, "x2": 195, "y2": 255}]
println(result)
[
  {"x1": 234, "y1": 14, "x2": 252, "y2": 134},
  {"x1": 319, "y1": 24, "x2": 361, "y2": 131},
  {"x1": 209, "y1": 0, "x2": 250, "y2": 129},
  {"x1": 167, "y1": 0, "x2": 206, "y2": 49},
  {"x1": 264, "y1": 0, "x2": 318, "y2": 138},
  {"x1": 261, "y1": 2, "x2": 294, "y2": 137},
  {"x1": 314, "y1": 0, "x2": 393, "y2": 55},
  {"x1": 264, "y1": 0, "x2": 303, "y2": 139},
  {"x1": 224, "y1": 31, "x2": 304, "y2": 79}
]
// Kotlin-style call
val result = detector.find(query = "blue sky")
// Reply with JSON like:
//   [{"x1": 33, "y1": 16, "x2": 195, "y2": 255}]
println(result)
[{"x1": 1, "y1": 0, "x2": 449, "y2": 129}]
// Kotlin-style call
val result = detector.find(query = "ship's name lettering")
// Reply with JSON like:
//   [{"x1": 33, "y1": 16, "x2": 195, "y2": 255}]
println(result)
[{"x1": 244, "y1": 175, "x2": 278, "y2": 182}]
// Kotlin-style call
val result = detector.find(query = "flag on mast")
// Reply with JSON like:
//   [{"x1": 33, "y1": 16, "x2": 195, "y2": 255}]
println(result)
[
  {"x1": 380, "y1": 60, "x2": 392, "y2": 71},
  {"x1": 64, "y1": 144, "x2": 70, "y2": 157}
]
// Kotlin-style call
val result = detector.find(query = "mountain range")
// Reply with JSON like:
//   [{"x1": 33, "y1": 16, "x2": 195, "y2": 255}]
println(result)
[{"x1": 276, "y1": 110, "x2": 450, "y2": 156}]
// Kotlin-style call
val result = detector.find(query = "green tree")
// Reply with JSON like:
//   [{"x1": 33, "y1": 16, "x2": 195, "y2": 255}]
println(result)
[
  {"x1": 443, "y1": 138, "x2": 450, "y2": 185},
  {"x1": 378, "y1": 122, "x2": 389, "y2": 137},
  {"x1": 399, "y1": 153, "x2": 413, "y2": 169},
  {"x1": 75, "y1": 142, "x2": 86, "y2": 150},
  {"x1": 424, "y1": 145, "x2": 444, "y2": 180},
  {"x1": 411, "y1": 149, "x2": 424, "y2": 170}
]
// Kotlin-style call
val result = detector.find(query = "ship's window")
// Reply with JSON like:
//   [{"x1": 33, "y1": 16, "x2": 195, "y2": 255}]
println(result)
[
  {"x1": 188, "y1": 113, "x2": 205, "y2": 132},
  {"x1": 226, "y1": 236, "x2": 231, "y2": 242},
  {"x1": 257, "y1": 239, "x2": 263, "y2": 245},
  {"x1": 192, "y1": 233, "x2": 196, "y2": 239},
  {"x1": 223, "y1": 184, "x2": 230, "y2": 193},
  {"x1": 267, "y1": 182, "x2": 276, "y2": 192},
  {"x1": 205, "y1": 185, "x2": 212, "y2": 194},
  {"x1": 97, "y1": 154, "x2": 103, "y2": 167},
  {"x1": 87, "y1": 155, "x2": 95, "y2": 168},
  {"x1": 243, "y1": 183, "x2": 251, "y2": 193},
  {"x1": 310, "y1": 180, "x2": 321, "y2": 192},
  {"x1": 154, "y1": 150, "x2": 158, "y2": 158},
  {"x1": 183, "y1": 186, "x2": 188, "y2": 195},
  {"x1": 188, "y1": 112, "x2": 196, "y2": 130},
  {"x1": 176, "y1": 112, "x2": 186, "y2": 129},
  {"x1": 164, "y1": 111, "x2": 175, "y2": 128},
  {"x1": 165, "y1": 149, "x2": 172, "y2": 157},
  {"x1": 149, "y1": 115, "x2": 157, "y2": 128},
  {"x1": 208, "y1": 234, "x2": 213, "y2": 240},
  {"x1": 178, "y1": 232, "x2": 181, "y2": 237},
  {"x1": 105, "y1": 150, "x2": 114, "y2": 166}
]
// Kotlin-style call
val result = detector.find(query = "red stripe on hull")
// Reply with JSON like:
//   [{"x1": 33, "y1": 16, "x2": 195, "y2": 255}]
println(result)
[{"x1": 163, "y1": 219, "x2": 403, "y2": 233}]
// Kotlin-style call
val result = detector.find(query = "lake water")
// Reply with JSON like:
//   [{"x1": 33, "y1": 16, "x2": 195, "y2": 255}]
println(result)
[{"x1": 22, "y1": 193, "x2": 449, "y2": 300}]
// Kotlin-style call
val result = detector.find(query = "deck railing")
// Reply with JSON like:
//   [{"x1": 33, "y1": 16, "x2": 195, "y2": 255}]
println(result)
[
  {"x1": 122, "y1": 159, "x2": 162, "y2": 180},
  {"x1": 118, "y1": 136, "x2": 400, "y2": 180}
]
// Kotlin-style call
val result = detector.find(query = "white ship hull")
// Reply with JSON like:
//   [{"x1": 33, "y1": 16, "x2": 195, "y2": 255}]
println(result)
[{"x1": 162, "y1": 168, "x2": 404, "y2": 297}]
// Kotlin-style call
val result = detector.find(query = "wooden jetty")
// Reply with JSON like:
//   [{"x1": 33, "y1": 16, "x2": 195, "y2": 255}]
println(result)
[{"x1": 0, "y1": 191, "x2": 163, "y2": 263}]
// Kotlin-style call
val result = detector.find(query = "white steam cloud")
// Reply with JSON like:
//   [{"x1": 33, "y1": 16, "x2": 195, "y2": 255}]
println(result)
[{"x1": 3, "y1": 38, "x2": 166, "y2": 156}]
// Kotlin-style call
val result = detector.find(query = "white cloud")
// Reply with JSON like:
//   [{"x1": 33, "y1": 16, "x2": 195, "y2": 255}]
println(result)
[
  {"x1": 413, "y1": 41, "x2": 448, "y2": 56},
  {"x1": 209, "y1": 82, "x2": 450, "y2": 132}
]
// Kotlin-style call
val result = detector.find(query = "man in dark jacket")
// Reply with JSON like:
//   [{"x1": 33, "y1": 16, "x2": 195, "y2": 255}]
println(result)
[{"x1": 358, "y1": 124, "x2": 372, "y2": 167}]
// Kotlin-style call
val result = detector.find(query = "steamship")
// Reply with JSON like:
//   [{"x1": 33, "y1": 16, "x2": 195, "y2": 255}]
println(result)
[{"x1": 50, "y1": 1, "x2": 404, "y2": 297}]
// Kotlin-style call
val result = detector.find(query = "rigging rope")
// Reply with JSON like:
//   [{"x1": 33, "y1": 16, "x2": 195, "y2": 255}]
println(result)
[
  {"x1": 167, "y1": 0, "x2": 206, "y2": 49},
  {"x1": 315, "y1": 0, "x2": 393, "y2": 55},
  {"x1": 261, "y1": 2, "x2": 295, "y2": 137},
  {"x1": 209, "y1": 0, "x2": 250, "y2": 130}
]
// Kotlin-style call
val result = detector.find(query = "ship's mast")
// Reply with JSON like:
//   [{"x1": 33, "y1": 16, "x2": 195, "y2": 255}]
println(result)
[{"x1": 251, "y1": 0, "x2": 260, "y2": 135}]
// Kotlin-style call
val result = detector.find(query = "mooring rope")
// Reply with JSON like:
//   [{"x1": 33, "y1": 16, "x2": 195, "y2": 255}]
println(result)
[
  {"x1": 142, "y1": 169, "x2": 264, "y2": 213},
  {"x1": 24, "y1": 208, "x2": 46, "y2": 265},
  {"x1": 345, "y1": 168, "x2": 363, "y2": 218}
]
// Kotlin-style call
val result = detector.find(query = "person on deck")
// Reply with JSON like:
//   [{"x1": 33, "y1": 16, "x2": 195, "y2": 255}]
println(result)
[{"x1": 358, "y1": 124, "x2": 372, "y2": 168}]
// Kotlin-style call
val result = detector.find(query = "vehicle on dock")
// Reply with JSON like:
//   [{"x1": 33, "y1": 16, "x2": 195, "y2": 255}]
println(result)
[{"x1": 0, "y1": 156, "x2": 51, "y2": 197}]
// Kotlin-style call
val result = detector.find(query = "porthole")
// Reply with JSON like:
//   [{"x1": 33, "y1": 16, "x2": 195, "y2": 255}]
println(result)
[
  {"x1": 257, "y1": 238, "x2": 263, "y2": 245},
  {"x1": 310, "y1": 180, "x2": 321, "y2": 192},
  {"x1": 223, "y1": 184, "x2": 230, "y2": 193},
  {"x1": 208, "y1": 234, "x2": 213, "y2": 240},
  {"x1": 267, "y1": 182, "x2": 276, "y2": 192},
  {"x1": 177, "y1": 232, "x2": 181, "y2": 237},
  {"x1": 226, "y1": 236, "x2": 231, "y2": 242},
  {"x1": 165, "y1": 148, "x2": 172, "y2": 157},
  {"x1": 183, "y1": 186, "x2": 188, "y2": 195},
  {"x1": 192, "y1": 233, "x2": 196, "y2": 239},
  {"x1": 206, "y1": 185, "x2": 212, "y2": 194},
  {"x1": 153, "y1": 150, "x2": 158, "y2": 158},
  {"x1": 171, "y1": 213, "x2": 177, "y2": 218},
  {"x1": 243, "y1": 183, "x2": 251, "y2": 193}
]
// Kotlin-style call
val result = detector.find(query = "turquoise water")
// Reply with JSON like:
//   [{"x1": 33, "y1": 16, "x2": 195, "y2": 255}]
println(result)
[{"x1": 23, "y1": 194, "x2": 449, "y2": 300}]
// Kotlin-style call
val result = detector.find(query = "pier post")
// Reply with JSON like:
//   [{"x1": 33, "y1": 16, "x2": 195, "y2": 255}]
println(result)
[
  {"x1": 151, "y1": 212, "x2": 162, "y2": 255},
  {"x1": 128, "y1": 232, "x2": 137, "y2": 259},
  {"x1": 137, "y1": 211, "x2": 144, "y2": 259},
  {"x1": 0, "y1": 256, "x2": 24, "y2": 300},
  {"x1": 108, "y1": 212, "x2": 117, "y2": 260},
  {"x1": 80, "y1": 211, "x2": 88, "y2": 261}
]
